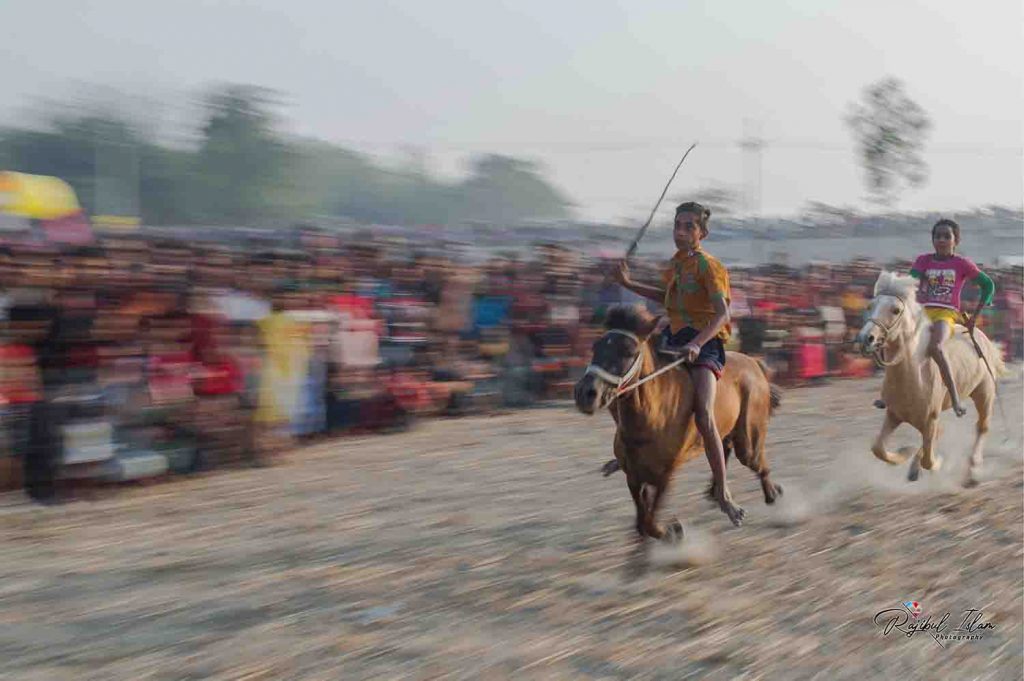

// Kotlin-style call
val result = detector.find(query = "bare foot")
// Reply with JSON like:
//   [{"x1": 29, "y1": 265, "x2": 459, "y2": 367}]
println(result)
[
  {"x1": 717, "y1": 488, "x2": 745, "y2": 527},
  {"x1": 706, "y1": 478, "x2": 718, "y2": 500}
]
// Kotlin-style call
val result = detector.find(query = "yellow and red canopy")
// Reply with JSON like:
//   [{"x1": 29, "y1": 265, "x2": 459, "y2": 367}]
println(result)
[{"x1": 0, "y1": 171, "x2": 82, "y2": 219}]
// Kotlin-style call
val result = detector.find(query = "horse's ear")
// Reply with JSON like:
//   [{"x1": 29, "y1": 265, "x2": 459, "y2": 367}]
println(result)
[
  {"x1": 634, "y1": 309, "x2": 661, "y2": 339},
  {"x1": 873, "y1": 270, "x2": 890, "y2": 297}
]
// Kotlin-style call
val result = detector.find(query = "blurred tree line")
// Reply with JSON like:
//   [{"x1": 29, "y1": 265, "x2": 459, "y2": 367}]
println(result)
[{"x1": 0, "y1": 84, "x2": 571, "y2": 227}]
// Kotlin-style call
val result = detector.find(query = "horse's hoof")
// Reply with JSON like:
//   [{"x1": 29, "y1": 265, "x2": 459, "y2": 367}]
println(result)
[
  {"x1": 963, "y1": 474, "x2": 980, "y2": 488},
  {"x1": 873, "y1": 399, "x2": 887, "y2": 409},
  {"x1": 907, "y1": 465, "x2": 920, "y2": 482},
  {"x1": 920, "y1": 454, "x2": 942, "y2": 472},
  {"x1": 601, "y1": 459, "x2": 621, "y2": 477},
  {"x1": 664, "y1": 519, "x2": 684, "y2": 544},
  {"x1": 765, "y1": 483, "x2": 783, "y2": 504}
]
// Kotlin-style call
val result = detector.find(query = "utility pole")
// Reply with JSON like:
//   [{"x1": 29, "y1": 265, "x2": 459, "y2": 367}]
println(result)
[
  {"x1": 738, "y1": 118, "x2": 764, "y2": 217},
  {"x1": 739, "y1": 119, "x2": 766, "y2": 261}
]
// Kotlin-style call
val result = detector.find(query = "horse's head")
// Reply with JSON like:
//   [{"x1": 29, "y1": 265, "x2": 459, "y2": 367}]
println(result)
[
  {"x1": 574, "y1": 304, "x2": 658, "y2": 414},
  {"x1": 855, "y1": 271, "x2": 920, "y2": 363}
]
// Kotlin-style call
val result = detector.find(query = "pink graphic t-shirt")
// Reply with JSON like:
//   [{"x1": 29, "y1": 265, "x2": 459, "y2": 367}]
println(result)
[{"x1": 911, "y1": 254, "x2": 980, "y2": 310}]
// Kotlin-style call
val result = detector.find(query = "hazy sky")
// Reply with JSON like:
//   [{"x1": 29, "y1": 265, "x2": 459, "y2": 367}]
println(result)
[{"x1": 2, "y1": 0, "x2": 1021, "y2": 223}]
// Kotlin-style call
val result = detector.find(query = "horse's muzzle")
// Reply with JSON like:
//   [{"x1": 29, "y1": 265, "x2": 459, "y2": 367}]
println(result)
[
  {"x1": 574, "y1": 375, "x2": 602, "y2": 415},
  {"x1": 854, "y1": 325, "x2": 881, "y2": 356}
]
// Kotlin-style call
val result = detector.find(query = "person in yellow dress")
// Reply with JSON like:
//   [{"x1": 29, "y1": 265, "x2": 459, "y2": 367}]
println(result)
[{"x1": 256, "y1": 291, "x2": 310, "y2": 452}]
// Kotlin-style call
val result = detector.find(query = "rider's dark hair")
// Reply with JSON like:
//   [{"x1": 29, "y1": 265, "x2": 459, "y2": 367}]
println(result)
[
  {"x1": 931, "y1": 218, "x2": 961, "y2": 244},
  {"x1": 675, "y1": 201, "x2": 712, "y2": 238}
]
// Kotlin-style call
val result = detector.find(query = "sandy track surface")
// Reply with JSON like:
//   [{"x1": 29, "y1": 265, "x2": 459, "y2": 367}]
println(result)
[{"x1": 2, "y1": 371, "x2": 1022, "y2": 680}]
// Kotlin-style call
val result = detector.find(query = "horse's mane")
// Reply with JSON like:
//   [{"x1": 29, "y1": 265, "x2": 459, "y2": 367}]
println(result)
[
  {"x1": 873, "y1": 270, "x2": 918, "y2": 303},
  {"x1": 604, "y1": 304, "x2": 658, "y2": 336}
]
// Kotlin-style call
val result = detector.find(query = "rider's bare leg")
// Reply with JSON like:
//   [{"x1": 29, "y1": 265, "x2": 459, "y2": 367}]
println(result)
[
  {"x1": 928, "y1": 320, "x2": 966, "y2": 417},
  {"x1": 692, "y1": 367, "x2": 745, "y2": 526}
]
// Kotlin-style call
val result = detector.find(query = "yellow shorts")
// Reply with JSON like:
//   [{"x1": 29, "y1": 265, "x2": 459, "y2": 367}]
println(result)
[{"x1": 925, "y1": 307, "x2": 962, "y2": 337}]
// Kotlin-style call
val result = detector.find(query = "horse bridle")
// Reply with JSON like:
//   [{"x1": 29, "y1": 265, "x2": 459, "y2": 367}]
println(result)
[
  {"x1": 584, "y1": 329, "x2": 645, "y2": 389},
  {"x1": 862, "y1": 293, "x2": 909, "y2": 367}
]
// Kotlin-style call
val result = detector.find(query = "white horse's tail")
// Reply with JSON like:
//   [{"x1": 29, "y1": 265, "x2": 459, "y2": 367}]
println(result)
[
  {"x1": 990, "y1": 339, "x2": 1008, "y2": 379},
  {"x1": 971, "y1": 328, "x2": 1008, "y2": 380}
]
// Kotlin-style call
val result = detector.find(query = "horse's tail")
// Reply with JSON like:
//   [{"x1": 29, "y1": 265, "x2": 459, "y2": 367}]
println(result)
[
  {"x1": 991, "y1": 342, "x2": 1008, "y2": 378},
  {"x1": 769, "y1": 384, "x2": 783, "y2": 415},
  {"x1": 973, "y1": 328, "x2": 1009, "y2": 379},
  {"x1": 992, "y1": 353, "x2": 1008, "y2": 380},
  {"x1": 755, "y1": 358, "x2": 783, "y2": 415}
]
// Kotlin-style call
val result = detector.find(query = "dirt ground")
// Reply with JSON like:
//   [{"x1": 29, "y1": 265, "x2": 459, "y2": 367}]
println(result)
[{"x1": 1, "y1": 370, "x2": 1022, "y2": 681}]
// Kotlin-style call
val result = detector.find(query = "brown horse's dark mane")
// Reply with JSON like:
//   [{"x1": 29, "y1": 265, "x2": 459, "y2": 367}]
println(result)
[{"x1": 604, "y1": 304, "x2": 658, "y2": 336}]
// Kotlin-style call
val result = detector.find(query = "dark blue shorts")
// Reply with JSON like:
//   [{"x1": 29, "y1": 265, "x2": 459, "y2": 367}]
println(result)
[{"x1": 661, "y1": 326, "x2": 726, "y2": 379}]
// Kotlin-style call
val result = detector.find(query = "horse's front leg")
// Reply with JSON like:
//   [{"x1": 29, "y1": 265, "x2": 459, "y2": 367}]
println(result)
[
  {"x1": 638, "y1": 479, "x2": 669, "y2": 541},
  {"x1": 626, "y1": 470, "x2": 676, "y2": 542},
  {"x1": 871, "y1": 411, "x2": 911, "y2": 465},
  {"x1": 623, "y1": 473, "x2": 651, "y2": 579},
  {"x1": 918, "y1": 415, "x2": 942, "y2": 471},
  {"x1": 626, "y1": 474, "x2": 646, "y2": 541},
  {"x1": 616, "y1": 439, "x2": 644, "y2": 541}
]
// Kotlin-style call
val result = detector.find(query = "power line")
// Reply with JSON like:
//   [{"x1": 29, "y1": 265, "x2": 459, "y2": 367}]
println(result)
[{"x1": 326, "y1": 137, "x2": 1022, "y2": 156}]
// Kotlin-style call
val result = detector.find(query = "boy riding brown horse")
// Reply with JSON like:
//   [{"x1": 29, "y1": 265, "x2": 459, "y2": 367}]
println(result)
[{"x1": 610, "y1": 202, "x2": 744, "y2": 525}]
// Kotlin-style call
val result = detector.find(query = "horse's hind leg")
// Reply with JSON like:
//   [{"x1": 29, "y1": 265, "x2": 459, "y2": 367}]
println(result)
[
  {"x1": 965, "y1": 386, "x2": 993, "y2": 487},
  {"x1": 749, "y1": 424, "x2": 782, "y2": 504},
  {"x1": 730, "y1": 421, "x2": 782, "y2": 505}
]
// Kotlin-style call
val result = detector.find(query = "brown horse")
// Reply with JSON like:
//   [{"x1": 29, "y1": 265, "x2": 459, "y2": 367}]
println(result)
[{"x1": 574, "y1": 305, "x2": 782, "y2": 549}]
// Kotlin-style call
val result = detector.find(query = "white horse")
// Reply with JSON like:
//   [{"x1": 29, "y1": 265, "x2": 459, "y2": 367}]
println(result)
[{"x1": 855, "y1": 271, "x2": 1005, "y2": 486}]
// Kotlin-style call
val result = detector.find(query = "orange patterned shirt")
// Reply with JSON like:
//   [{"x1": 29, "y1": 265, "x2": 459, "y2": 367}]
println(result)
[{"x1": 660, "y1": 248, "x2": 731, "y2": 339}]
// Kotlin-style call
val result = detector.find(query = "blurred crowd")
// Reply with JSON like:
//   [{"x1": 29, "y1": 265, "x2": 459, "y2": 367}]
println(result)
[{"x1": 1, "y1": 229, "x2": 1021, "y2": 501}]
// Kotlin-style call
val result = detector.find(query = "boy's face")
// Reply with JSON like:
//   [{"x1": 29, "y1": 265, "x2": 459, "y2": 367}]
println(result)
[{"x1": 673, "y1": 212, "x2": 702, "y2": 251}]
